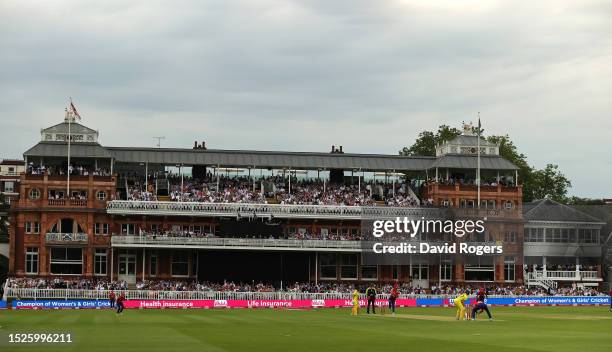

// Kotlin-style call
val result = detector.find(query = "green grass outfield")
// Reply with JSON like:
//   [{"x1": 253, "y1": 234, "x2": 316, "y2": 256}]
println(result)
[{"x1": 1, "y1": 306, "x2": 612, "y2": 352}]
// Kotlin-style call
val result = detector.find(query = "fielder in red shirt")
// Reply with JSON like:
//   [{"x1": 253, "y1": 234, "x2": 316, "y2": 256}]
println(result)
[{"x1": 116, "y1": 293, "x2": 126, "y2": 314}]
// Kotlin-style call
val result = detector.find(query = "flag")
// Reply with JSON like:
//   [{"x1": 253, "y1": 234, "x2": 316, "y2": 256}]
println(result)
[
  {"x1": 477, "y1": 117, "x2": 481, "y2": 136},
  {"x1": 70, "y1": 100, "x2": 82, "y2": 120}
]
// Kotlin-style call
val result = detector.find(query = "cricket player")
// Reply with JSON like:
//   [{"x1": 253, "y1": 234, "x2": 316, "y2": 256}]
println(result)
[
  {"x1": 454, "y1": 292, "x2": 469, "y2": 320},
  {"x1": 351, "y1": 289, "x2": 359, "y2": 315},
  {"x1": 388, "y1": 282, "x2": 399, "y2": 315},
  {"x1": 471, "y1": 288, "x2": 492, "y2": 320},
  {"x1": 109, "y1": 290, "x2": 116, "y2": 309},
  {"x1": 116, "y1": 293, "x2": 126, "y2": 315}
]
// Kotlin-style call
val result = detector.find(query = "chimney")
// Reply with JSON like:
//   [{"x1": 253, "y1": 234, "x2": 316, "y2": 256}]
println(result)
[
  {"x1": 339, "y1": 146, "x2": 343, "y2": 153},
  {"x1": 331, "y1": 145, "x2": 335, "y2": 153},
  {"x1": 202, "y1": 141, "x2": 206, "y2": 150},
  {"x1": 194, "y1": 141, "x2": 198, "y2": 149}
]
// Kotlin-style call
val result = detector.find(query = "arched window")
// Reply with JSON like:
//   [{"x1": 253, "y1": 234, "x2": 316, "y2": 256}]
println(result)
[{"x1": 29, "y1": 188, "x2": 40, "y2": 200}]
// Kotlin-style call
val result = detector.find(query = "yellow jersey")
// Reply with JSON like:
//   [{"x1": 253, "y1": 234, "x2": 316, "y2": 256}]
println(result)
[
  {"x1": 352, "y1": 290, "x2": 359, "y2": 305},
  {"x1": 454, "y1": 293, "x2": 468, "y2": 305}
]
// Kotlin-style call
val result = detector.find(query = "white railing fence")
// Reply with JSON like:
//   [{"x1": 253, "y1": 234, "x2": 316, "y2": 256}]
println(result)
[
  {"x1": 107, "y1": 200, "x2": 445, "y2": 219},
  {"x1": 4, "y1": 288, "x2": 538, "y2": 301}
]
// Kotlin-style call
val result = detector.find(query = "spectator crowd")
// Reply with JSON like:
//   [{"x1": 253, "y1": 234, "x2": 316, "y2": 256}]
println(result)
[
  {"x1": 126, "y1": 175, "x2": 422, "y2": 207},
  {"x1": 5, "y1": 277, "x2": 605, "y2": 297}
]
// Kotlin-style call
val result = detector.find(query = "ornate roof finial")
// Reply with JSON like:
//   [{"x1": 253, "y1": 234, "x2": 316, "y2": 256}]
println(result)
[{"x1": 462, "y1": 121, "x2": 475, "y2": 136}]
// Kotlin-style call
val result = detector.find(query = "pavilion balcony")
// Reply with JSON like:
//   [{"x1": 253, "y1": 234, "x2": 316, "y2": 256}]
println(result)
[
  {"x1": 111, "y1": 235, "x2": 362, "y2": 252},
  {"x1": 526, "y1": 270, "x2": 602, "y2": 282},
  {"x1": 110, "y1": 235, "x2": 491, "y2": 252},
  {"x1": 47, "y1": 199, "x2": 88, "y2": 207},
  {"x1": 424, "y1": 182, "x2": 521, "y2": 195},
  {"x1": 106, "y1": 200, "x2": 446, "y2": 220}
]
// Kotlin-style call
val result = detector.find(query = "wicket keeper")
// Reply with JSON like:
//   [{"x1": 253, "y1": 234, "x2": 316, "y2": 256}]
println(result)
[{"x1": 471, "y1": 288, "x2": 492, "y2": 320}]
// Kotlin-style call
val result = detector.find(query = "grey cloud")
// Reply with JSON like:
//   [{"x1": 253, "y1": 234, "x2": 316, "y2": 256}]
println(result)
[{"x1": 0, "y1": 0, "x2": 610, "y2": 197}]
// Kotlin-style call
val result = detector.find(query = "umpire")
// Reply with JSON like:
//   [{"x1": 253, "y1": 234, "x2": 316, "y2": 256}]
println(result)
[{"x1": 366, "y1": 285, "x2": 377, "y2": 314}]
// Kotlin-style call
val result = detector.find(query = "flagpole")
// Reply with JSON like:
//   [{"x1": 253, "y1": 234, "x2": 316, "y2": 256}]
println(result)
[
  {"x1": 67, "y1": 102, "x2": 72, "y2": 199},
  {"x1": 477, "y1": 113, "x2": 481, "y2": 210}
]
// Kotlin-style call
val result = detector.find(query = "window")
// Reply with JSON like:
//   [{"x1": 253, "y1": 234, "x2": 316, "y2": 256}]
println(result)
[
  {"x1": 50, "y1": 247, "x2": 83, "y2": 275},
  {"x1": 464, "y1": 257, "x2": 495, "y2": 281},
  {"x1": 95, "y1": 223, "x2": 109, "y2": 235},
  {"x1": 578, "y1": 228, "x2": 599, "y2": 244},
  {"x1": 504, "y1": 201, "x2": 513, "y2": 210},
  {"x1": 411, "y1": 264, "x2": 429, "y2": 280},
  {"x1": 150, "y1": 254, "x2": 158, "y2": 277},
  {"x1": 171, "y1": 251, "x2": 189, "y2": 277},
  {"x1": 504, "y1": 231, "x2": 516, "y2": 243},
  {"x1": 392, "y1": 265, "x2": 399, "y2": 280},
  {"x1": 525, "y1": 228, "x2": 544, "y2": 242},
  {"x1": 94, "y1": 249, "x2": 107, "y2": 275},
  {"x1": 361, "y1": 265, "x2": 378, "y2": 280},
  {"x1": 504, "y1": 257, "x2": 515, "y2": 282},
  {"x1": 340, "y1": 254, "x2": 358, "y2": 279},
  {"x1": 97, "y1": 191, "x2": 107, "y2": 201},
  {"x1": 29, "y1": 188, "x2": 40, "y2": 200},
  {"x1": 25, "y1": 221, "x2": 40, "y2": 234},
  {"x1": 25, "y1": 247, "x2": 39, "y2": 274},
  {"x1": 319, "y1": 253, "x2": 337, "y2": 280},
  {"x1": 547, "y1": 228, "x2": 565, "y2": 243},
  {"x1": 568, "y1": 229, "x2": 577, "y2": 243},
  {"x1": 121, "y1": 223, "x2": 136, "y2": 235},
  {"x1": 440, "y1": 261, "x2": 452, "y2": 281},
  {"x1": 5, "y1": 181, "x2": 14, "y2": 193}
]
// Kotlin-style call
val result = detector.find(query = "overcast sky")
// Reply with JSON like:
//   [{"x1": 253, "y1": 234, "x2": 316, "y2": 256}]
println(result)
[{"x1": 1, "y1": 1, "x2": 610, "y2": 197}]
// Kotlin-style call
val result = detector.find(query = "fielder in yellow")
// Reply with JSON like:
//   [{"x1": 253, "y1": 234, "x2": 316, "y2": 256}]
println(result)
[
  {"x1": 351, "y1": 289, "x2": 359, "y2": 315},
  {"x1": 454, "y1": 292, "x2": 469, "y2": 320}
]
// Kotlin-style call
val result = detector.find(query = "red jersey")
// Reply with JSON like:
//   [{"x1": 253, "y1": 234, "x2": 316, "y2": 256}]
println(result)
[
  {"x1": 109, "y1": 292, "x2": 116, "y2": 300},
  {"x1": 117, "y1": 295, "x2": 125, "y2": 304}
]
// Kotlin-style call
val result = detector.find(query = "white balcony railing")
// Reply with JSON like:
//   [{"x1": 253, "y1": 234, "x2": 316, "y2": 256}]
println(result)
[
  {"x1": 45, "y1": 233, "x2": 89, "y2": 243},
  {"x1": 107, "y1": 200, "x2": 445, "y2": 219},
  {"x1": 112, "y1": 235, "x2": 362, "y2": 251},
  {"x1": 527, "y1": 270, "x2": 601, "y2": 282}
]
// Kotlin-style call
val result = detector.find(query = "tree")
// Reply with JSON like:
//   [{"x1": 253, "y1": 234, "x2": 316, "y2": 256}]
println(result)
[
  {"x1": 399, "y1": 125, "x2": 462, "y2": 156},
  {"x1": 531, "y1": 164, "x2": 572, "y2": 203},
  {"x1": 566, "y1": 197, "x2": 604, "y2": 205},
  {"x1": 486, "y1": 135, "x2": 538, "y2": 202},
  {"x1": 399, "y1": 124, "x2": 573, "y2": 203}
]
